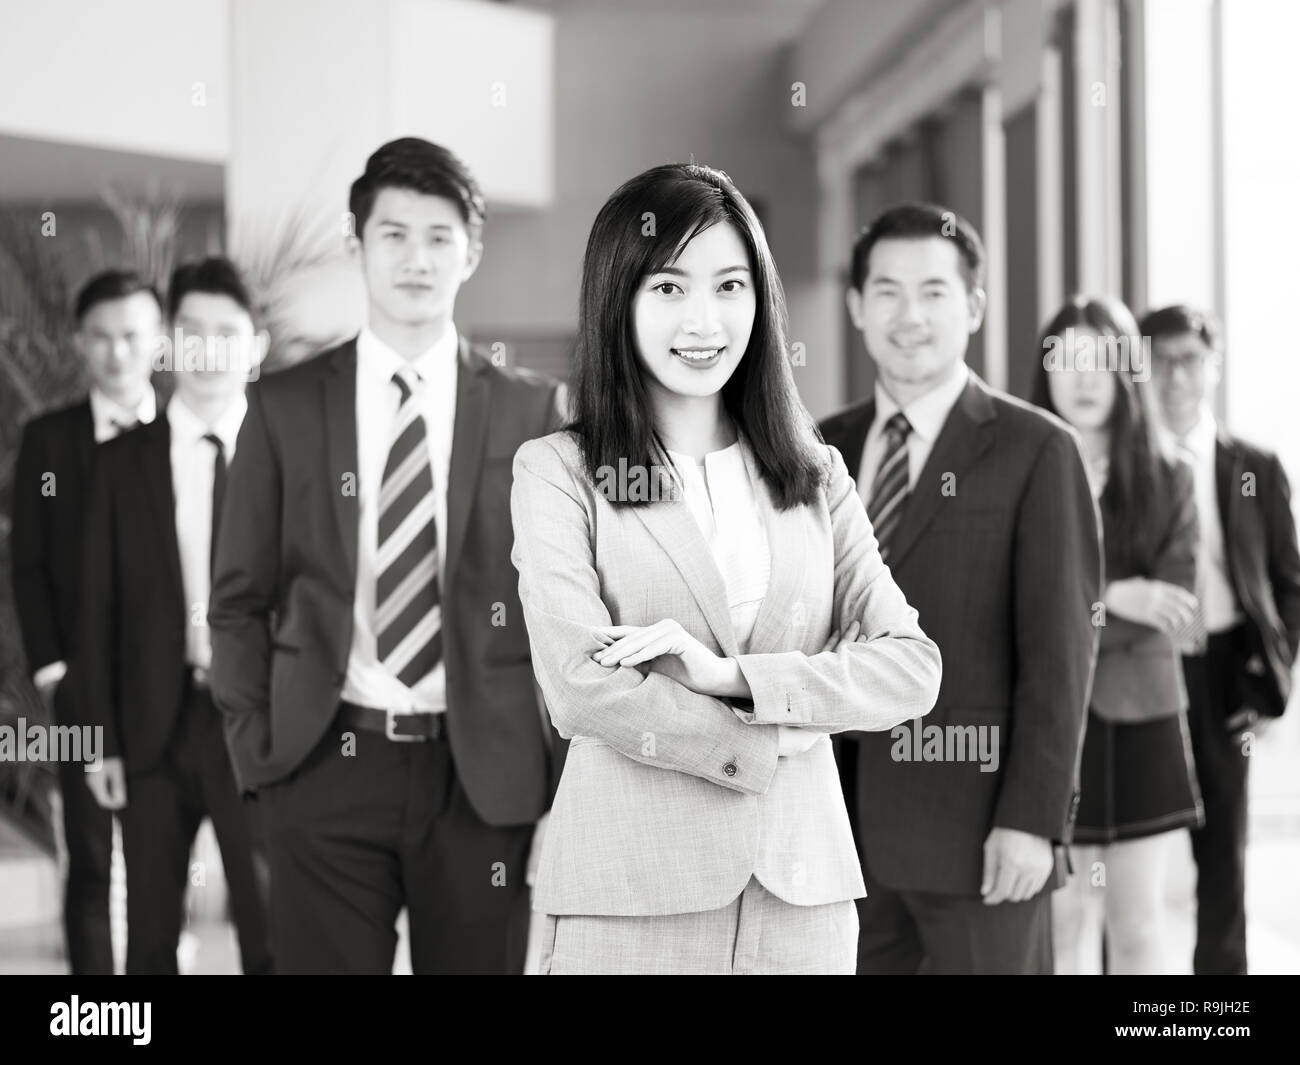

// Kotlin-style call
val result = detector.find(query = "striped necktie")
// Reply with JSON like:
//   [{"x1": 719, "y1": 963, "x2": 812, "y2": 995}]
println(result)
[
  {"x1": 375, "y1": 367, "x2": 443, "y2": 687},
  {"x1": 868, "y1": 412, "x2": 913, "y2": 562}
]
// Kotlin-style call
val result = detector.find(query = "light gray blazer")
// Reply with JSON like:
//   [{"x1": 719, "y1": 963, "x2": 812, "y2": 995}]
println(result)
[{"x1": 511, "y1": 431, "x2": 941, "y2": 916}]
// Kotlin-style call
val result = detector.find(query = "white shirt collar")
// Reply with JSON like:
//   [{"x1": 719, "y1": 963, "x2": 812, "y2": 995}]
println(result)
[
  {"x1": 357, "y1": 324, "x2": 459, "y2": 388},
  {"x1": 1175, "y1": 404, "x2": 1218, "y2": 459},
  {"x1": 166, "y1": 392, "x2": 248, "y2": 453},
  {"x1": 89, "y1": 387, "x2": 157, "y2": 440},
  {"x1": 874, "y1": 362, "x2": 970, "y2": 441}
]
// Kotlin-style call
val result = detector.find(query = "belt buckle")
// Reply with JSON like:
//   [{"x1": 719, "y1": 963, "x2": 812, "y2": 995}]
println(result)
[
  {"x1": 385, "y1": 709, "x2": 426, "y2": 742},
  {"x1": 192, "y1": 666, "x2": 210, "y2": 690}
]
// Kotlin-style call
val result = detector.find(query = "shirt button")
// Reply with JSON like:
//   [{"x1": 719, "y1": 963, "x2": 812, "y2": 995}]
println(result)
[{"x1": 723, "y1": 761, "x2": 738, "y2": 777}]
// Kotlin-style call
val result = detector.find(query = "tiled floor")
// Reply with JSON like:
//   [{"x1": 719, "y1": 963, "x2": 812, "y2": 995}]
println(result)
[{"x1": 4, "y1": 711, "x2": 1298, "y2": 975}]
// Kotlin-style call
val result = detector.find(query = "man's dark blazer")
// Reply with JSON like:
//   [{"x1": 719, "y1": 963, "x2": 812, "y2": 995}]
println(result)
[
  {"x1": 11, "y1": 401, "x2": 96, "y2": 685},
  {"x1": 819, "y1": 372, "x2": 1102, "y2": 896},
  {"x1": 1214, "y1": 432, "x2": 1300, "y2": 718},
  {"x1": 209, "y1": 336, "x2": 567, "y2": 828},
  {"x1": 77, "y1": 414, "x2": 194, "y2": 773}
]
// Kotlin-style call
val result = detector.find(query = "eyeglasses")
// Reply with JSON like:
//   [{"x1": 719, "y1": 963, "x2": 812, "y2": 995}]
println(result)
[{"x1": 1152, "y1": 352, "x2": 1208, "y2": 375}]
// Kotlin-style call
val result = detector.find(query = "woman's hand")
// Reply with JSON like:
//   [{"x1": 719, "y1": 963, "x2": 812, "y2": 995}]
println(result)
[
  {"x1": 593, "y1": 620, "x2": 732, "y2": 696},
  {"x1": 1104, "y1": 577, "x2": 1199, "y2": 634}
]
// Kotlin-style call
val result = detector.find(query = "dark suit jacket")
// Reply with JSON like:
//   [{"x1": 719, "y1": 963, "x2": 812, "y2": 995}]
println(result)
[
  {"x1": 1091, "y1": 455, "x2": 1197, "y2": 722},
  {"x1": 78, "y1": 415, "x2": 193, "y2": 773},
  {"x1": 819, "y1": 372, "x2": 1101, "y2": 895},
  {"x1": 209, "y1": 336, "x2": 567, "y2": 827},
  {"x1": 1215, "y1": 432, "x2": 1300, "y2": 718},
  {"x1": 11, "y1": 401, "x2": 96, "y2": 683}
]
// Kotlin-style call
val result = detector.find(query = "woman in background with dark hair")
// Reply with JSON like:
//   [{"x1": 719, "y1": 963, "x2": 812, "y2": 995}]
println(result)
[
  {"x1": 510, "y1": 162, "x2": 941, "y2": 975},
  {"x1": 1032, "y1": 295, "x2": 1204, "y2": 974}
]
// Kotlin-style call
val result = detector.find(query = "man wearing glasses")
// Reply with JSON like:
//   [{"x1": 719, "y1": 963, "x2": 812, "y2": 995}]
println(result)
[{"x1": 1143, "y1": 304, "x2": 1300, "y2": 975}]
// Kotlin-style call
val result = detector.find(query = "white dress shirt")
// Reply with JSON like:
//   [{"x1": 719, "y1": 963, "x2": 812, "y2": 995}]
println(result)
[
  {"x1": 89, "y1": 386, "x2": 157, "y2": 443},
  {"x1": 667, "y1": 443, "x2": 770, "y2": 652},
  {"x1": 858, "y1": 362, "x2": 970, "y2": 508},
  {"x1": 342, "y1": 325, "x2": 459, "y2": 714},
  {"x1": 668, "y1": 441, "x2": 812, "y2": 757},
  {"x1": 168, "y1": 393, "x2": 247, "y2": 671},
  {"x1": 31, "y1": 387, "x2": 160, "y2": 692},
  {"x1": 1174, "y1": 406, "x2": 1244, "y2": 633}
]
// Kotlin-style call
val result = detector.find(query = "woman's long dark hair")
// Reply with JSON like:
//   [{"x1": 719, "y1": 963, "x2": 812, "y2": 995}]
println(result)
[
  {"x1": 1030, "y1": 294, "x2": 1164, "y2": 570},
  {"x1": 568, "y1": 162, "x2": 824, "y2": 509}
]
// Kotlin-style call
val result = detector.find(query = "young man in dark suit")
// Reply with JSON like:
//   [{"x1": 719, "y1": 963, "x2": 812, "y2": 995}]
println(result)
[
  {"x1": 819, "y1": 203, "x2": 1101, "y2": 974},
  {"x1": 1143, "y1": 304, "x2": 1300, "y2": 974},
  {"x1": 209, "y1": 138, "x2": 567, "y2": 974},
  {"x1": 10, "y1": 270, "x2": 161, "y2": 974},
  {"x1": 79, "y1": 258, "x2": 272, "y2": 974}
]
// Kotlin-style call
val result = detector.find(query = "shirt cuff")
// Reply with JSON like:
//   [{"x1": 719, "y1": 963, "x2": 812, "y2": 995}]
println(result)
[{"x1": 32, "y1": 660, "x2": 68, "y2": 692}]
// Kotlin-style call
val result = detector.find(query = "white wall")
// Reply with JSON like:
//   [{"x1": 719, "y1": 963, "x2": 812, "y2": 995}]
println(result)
[
  {"x1": 1221, "y1": 0, "x2": 1300, "y2": 490},
  {"x1": 0, "y1": 0, "x2": 229, "y2": 161},
  {"x1": 454, "y1": 6, "x2": 823, "y2": 407}
]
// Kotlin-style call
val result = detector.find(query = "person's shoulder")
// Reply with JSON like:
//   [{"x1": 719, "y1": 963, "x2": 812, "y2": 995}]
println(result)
[
  {"x1": 469, "y1": 344, "x2": 562, "y2": 396},
  {"x1": 21, "y1": 398, "x2": 89, "y2": 441},
  {"x1": 256, "y1": 337, "x2": 354, "y2": 395},
  {"x1": 818, "y1": 397, "x2": 873, "y2": 436},
  {"x1": 514, "y1": 429, "x2": 583, "y2": 471},
  {"x1": 981, "y1": 382, "x2": 1073, "y2": 443},
  {"x1": 1223, "y1": 430, "x2": 1282, "y2": 472}
]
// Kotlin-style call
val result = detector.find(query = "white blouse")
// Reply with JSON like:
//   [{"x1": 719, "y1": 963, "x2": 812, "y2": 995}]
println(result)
[{"x1": 665, "y1": 442, "x2": 770, "y2": 652}]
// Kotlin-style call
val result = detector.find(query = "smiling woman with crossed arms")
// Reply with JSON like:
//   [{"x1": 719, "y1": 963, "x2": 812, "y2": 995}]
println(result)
[{"x1": 510, "y1": 162, "x2": 942, "y2": 975}]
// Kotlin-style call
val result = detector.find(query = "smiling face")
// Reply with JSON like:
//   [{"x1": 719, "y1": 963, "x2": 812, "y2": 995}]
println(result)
[
  {"x1": 632, "y1": 221, "x2": 756, "y2": 406},
  {"x1": 847, "y1": 236, "x2": 984, "y2": 400},
  {"x1": 353, "y1": 185, "x2": 481, "y2": 338},
  {"x1": 1046, "y1": 327, "x2": 1119, "y2": 432}
]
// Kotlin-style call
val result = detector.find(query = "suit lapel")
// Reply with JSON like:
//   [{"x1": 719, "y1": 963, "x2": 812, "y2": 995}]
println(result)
[
  {"x1": 629, "y1": 465, "x2": 739, "y2": 657},
  {"x1": 834, "y1": 400, "x2": 875, "y2": 479},
  {"x1": 445, "y1": 337, "x2": 489, "y2": 584},
  {"x1": 740, "y1": 439, "x2": 805, "y2": 655},
  {"x1": 137, "y1": 416, "x2": 185, "y2": 612},
  {"x1": 886, "y1": 375, "x2": 997, "y2": 569},
  {"x1": 1215, "y1": 431, "x2": 1249, "y2": 606},
  {"x1": 323, "y1": 339, "x2": 360, "y2": 583},
  {"x1": 73, "y1": 401, "x2": 96, "y2": 480}
]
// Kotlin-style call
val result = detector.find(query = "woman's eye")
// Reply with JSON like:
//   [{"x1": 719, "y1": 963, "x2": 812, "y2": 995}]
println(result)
[
  {"x1": 718, "y1": 279, "x2": 747, "y2": 293},
  {"x1": 652, "y1": 281, "x2": 681, "y2": 296},
  {"x1": 384, "y1": 231, "x2": 404, "y2": 241}
]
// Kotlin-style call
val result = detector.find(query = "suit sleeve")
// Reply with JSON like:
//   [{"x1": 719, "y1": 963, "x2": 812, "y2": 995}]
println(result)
[
  {"x1": 1266, "y1": 454, "x2": 1300, "y2": 661},
  {"x1": 77, "y1": 447, "x2": 122, "y2": 759},
  {"x1": 511, "y1": 438, "x2": 779, "y2": 796},
  {"x1": 730, "y1": 446, "x2": 942, "y2": 732},
  {"x1": 10, "y1": 422, "x2": 63, "y2": 674},
  {"x1": 993, "y1": 428, "x2": 1101, "y2": 839},
  {"x1": 209, "y1": 383, "x2": 281, "y2": 776},
  {"x1": 1100, "y1": 460, "x2": 1199, "y2": 649}
]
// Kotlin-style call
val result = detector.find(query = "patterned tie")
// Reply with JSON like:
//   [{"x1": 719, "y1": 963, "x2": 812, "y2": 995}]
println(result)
[
  {"x1": 375, "y1": 368, "x2": 443, "y2": 687},
  {"x1": 203, "y1": 433, "x2": 227, "y2": 577},
  {"x1": 868, "y1": 413, "x2": 913, "y2": 562}
]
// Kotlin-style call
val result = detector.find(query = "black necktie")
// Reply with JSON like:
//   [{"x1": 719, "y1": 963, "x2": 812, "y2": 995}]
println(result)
[{"x1": 204, "y1": 433, "x2": 227, "y2": 576}]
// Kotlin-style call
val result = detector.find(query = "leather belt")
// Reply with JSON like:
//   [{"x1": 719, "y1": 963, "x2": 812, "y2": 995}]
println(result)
[{"x1": 338, "y1": 700, "x2": 445, "y2": 742}]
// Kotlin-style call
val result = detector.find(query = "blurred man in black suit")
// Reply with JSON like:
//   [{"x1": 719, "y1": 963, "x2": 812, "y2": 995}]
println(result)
[
  {"x1": 11, "y1": 270, "x2": 161, "y2": 974},
  {"x1": 1144, "y1": 304, "x2": 1300, "y2": 974},
  {"x1": 79, "y1": 258, "x2": 272, "y2": 974},
  {"x1": 819, "y1": 203, "x2": 1101, "y2": 974}
]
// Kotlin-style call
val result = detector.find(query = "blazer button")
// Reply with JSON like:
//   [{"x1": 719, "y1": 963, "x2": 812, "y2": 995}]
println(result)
[{"x1": 723, "y1": 761, "x2": 738, "y2": 777}]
